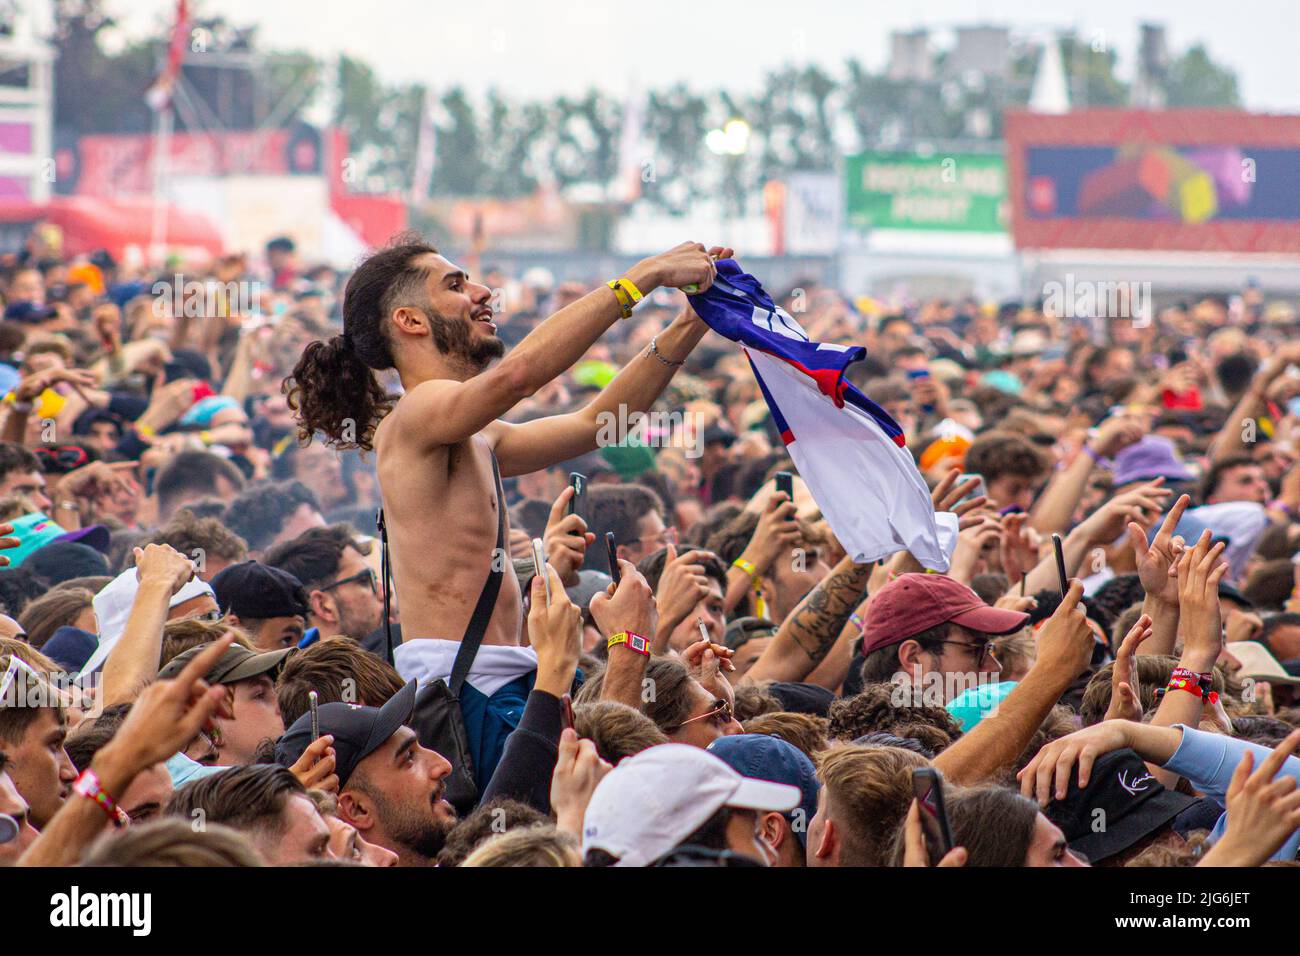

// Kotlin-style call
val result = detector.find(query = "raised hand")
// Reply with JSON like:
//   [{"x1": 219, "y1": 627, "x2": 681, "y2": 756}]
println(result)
[
  {"x1": 1127, "y1": 493, "x2": 1190, "y2": 606},
  {"x1": 133, "y1": 542, "x2": 198, "y2": 595},
  {"x1": 634, "y1": 242, "x2": 720, "y2": 293},
  {"x1": 589, "y1": 559, "x2": 658, "y2": 650},
  {"x1": 289, "y1": 734, "x2": 339, "y2": 795},
  {"x1": 1175, "y1": 529, "x2": 1229, "y2": 672},
  {"x1": 901, "y1": 799, "x2": 967, "y2": 867},
  {"x1": 1034, "y1": 579, "x2": 1096, "y2": 683},
  {"x1": 1017, "y1": 720, "x2": 1135, "y2": 805},
  {"x1": 543, "y1": 485, "x2": 594, "y2": 587},
  {"x1": 527, "y1": 563, "x2": 583, "y2": 697},
  {"x1": 654, "y1": 545, "x2": 715, "y2": 639},
  {"x1": 98, "y1": 635, "x2": 237, "y2": 777},
  {"x1": 1077, "y1": 478, "x2": 1172, "y2": 546},
  {"x1": 932, "y1": 467, "x2": 988, "y2": 516},
  {"x1": 550, "y1": 728, "x2": 612, "y2": 838},
  {"x1": 1104, "y1": 613, "x2": 1152, "y2": 723}
]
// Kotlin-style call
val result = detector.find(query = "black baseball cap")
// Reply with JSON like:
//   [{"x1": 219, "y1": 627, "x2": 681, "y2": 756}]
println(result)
[
  {"x1": 1045, "y1": 748, "x2": 1196, "y2": 863},
  {"x1": 275, "y1": 679, "x2": 417, "y2": 788},
  {"x1": 211, "y1": 560, "x2": 310, "y2": 620},
  {"x1": 158, "y1": 642, "x2": 294, "y2": 684}
]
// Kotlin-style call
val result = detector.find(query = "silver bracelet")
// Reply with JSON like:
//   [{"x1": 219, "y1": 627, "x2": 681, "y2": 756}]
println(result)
[{"x1": 648, "y1": 335, "x2": 685, "y2": 368}]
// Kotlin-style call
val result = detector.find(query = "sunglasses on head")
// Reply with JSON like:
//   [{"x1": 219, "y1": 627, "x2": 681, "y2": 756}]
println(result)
[{"x1": 33, "y1": 445, "x2": 88, "y2": 474}]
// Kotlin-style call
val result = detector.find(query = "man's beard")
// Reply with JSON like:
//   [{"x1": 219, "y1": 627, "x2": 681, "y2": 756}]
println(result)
[
  {"x1": 424, "y1": 306, "x2": 505, "y2": 371},
  {"x1": 373, "y1": 788, "x2": 457, "y2": 860}
]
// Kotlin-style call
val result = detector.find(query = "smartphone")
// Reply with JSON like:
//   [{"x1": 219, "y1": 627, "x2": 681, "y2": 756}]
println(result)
[
  {"x1": 568, "y1": 472, "x2": 587, "y2": 522},
  {"x1": 308, "y1": 690, "x2": 320, "y2": 743},
  {"x1": 912, "y1": 767, "x2": 954, "y2": 866},
  {"x1": 956, "y1": 472, "x2": 985, "y2": 504},
  {"x1": 775, "y1": 471, "x2": 794, "y2": 500},
  {"x1": 905, "y1": 367, "x2": 931, "y2": 381},
  {"x1": 531, "y1": 538, "x2": 550, "y2": 608},
  {"x1": 561, "y1": 693, "x2": 574, "y2": 731},
  {"x1": 605, "y1": 531, "x2": 621, "y2": 585},
  {"x1": 1052, "y1": 533, "x2": 1068, "y2": 594}
]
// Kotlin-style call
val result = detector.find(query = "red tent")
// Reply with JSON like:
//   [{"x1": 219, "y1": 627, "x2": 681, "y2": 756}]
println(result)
[{"x1": 0, "y1": 195, "x2": 224, "y2": 259}]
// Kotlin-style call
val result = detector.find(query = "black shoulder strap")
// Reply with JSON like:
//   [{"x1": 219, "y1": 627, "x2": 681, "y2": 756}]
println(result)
[
  {"x1": 377, "y1": 506, "x2": 395, "y2": 666},
  {"x1": 376, "y1": 452, "x2": 507, "y2": 681},
  {"x1": 450, "y1": 452, "x2": 506, "y2": 695}
]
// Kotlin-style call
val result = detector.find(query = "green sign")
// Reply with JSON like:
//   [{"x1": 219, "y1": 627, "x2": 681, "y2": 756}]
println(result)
[{"x1": 844, "y1": 152, "x2": 1007, "y2": 233}]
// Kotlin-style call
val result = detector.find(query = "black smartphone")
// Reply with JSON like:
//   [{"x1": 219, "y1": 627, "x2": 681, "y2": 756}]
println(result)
[
  {"x1": 912, "y1": 767, "x2": 954, "y2": 866},
  {"x1": 568, "y1": 472, "x2": 587, "y2": 522},
  {"x1": 775, "y1": 470, "x2": 794, "y2": 500},
  {"x1": 561, "y1": 693, "x2": 574, "y2": 731},
  {"x1": 1052, "y1": 533, "x2": 1068, "y2": 594},
  {"x1": 605, "y1": 531, "x2": 621, "y2": 585}
]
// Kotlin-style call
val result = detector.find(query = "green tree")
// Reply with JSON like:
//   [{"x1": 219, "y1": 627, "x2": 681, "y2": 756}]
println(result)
[{"x1": 1165, "y1": 43, "x2": 1240, "y2": 107}]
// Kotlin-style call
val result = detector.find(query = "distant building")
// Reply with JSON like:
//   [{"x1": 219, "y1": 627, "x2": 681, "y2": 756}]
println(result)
[{"x1": 888, "y1": 30, "x2": 934, "y2": 83}]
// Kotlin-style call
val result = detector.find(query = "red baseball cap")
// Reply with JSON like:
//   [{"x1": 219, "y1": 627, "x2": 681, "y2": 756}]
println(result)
[{"x1": 861, "y1": 573, "x2": 1030, "y2": 655}]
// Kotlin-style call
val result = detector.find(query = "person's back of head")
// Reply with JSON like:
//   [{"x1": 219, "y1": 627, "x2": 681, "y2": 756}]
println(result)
[
  {"x1": 146, "y1": 507, "x2": 249, "y2": 571},
  {"x1": 572, "y1": 700, "x2": 669, "y2": 764},
  {"x1": 16, "y1": 587, "x2": 94, "y2": 649},
  {"x1": 826, "y1": 683, "x2": 963, "y2": 746},
  {"x1": 742, "y1": 712, "x2": 830, "y2": 760},
  {"x1": 165, "y1": 764, "x2": 304, "y2": 838},
  {"x1": 155, "y1": 451, "x2": 247, "y2": 522},
  {"x1": 0, "y1": 442, "x2": 38, "y2": 487},
  {"x1": 436, "y1": 797, "x2": 549, "y2": 866},
  {"x1": 1243, "y1": 559, "x2": 1296, "y2": 612},
  {"x1": 275, "y1": 636, "x2": 405, "y2": 726},
  {"x1": 264, "y1": 524, "x2": 356, "y2": 591},
  {"x1": 25, "y1": 542, "x2": 108, "y2": 587},
  {"x1": 813, "y1": 744, "x2": 928, "y2": 867},
  {"x1": 459, "y1": 824, "x2": 581, "y2": 867},
  {"x1": 935, "y1": 784, "x2": 1040, "y2": 867},
  {"x1": 224, "y1": 480, "x2": 323, "y2": 554},
  {"x1": 79, "y1": 818, "x2": 263, "y2": 867}
]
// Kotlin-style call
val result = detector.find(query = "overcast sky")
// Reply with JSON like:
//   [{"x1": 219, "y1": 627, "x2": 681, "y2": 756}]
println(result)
[{"x1": 107, "y1": 0, "x2": 1300, "y2": 110}]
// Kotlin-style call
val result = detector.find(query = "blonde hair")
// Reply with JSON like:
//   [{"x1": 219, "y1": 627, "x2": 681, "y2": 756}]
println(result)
[{"x1": 459, "y1": 825, "x2": 581, "y2": 868}]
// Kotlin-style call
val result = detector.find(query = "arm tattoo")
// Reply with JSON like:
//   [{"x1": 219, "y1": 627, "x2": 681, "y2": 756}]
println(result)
[{"x1": 785, "y1": 562, "x2": 871, "y2": 662}]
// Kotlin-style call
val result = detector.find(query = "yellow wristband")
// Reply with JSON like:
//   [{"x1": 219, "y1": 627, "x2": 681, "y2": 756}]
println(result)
[
  {"x1": 607, "y1": 630, "x2": 650, "y2": 655},
  {"x1": 606, "y1": 278, "x2": 643, "y2": 319},
  {"x1": 199, "y1": 430, "x2": 213, "y2": 445},
  {"x1": 136, "y1": 422, "x2": 156, "y2": 438},
  {"x1": 731, "y1": 557, "x2": 760, "y2": 581},
  {"x1": 618, "y1": 277, "x2": 643, "y2": 303}
]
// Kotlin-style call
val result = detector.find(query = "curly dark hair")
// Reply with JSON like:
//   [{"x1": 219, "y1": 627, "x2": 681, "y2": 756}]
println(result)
[
  {"x1": 826, "y1": 681, "x2": 964, "y2": 748},
  {"x1": 283, "y1": 238, "x2": 436, "y2": 450}
]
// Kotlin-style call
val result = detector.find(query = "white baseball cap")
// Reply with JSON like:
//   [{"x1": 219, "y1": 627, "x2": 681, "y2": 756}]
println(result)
[{"x1": 581, "y1": 743, "x2": 801, "y2": 867}]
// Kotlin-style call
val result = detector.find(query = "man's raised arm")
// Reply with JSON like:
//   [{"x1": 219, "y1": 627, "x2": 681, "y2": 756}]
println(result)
[
  {"x1": 489, "y1": 246, "x2": 734, "y2": 476},
  {"x1": 393, "y1": 242, "x2": 719, "y2": 455}
]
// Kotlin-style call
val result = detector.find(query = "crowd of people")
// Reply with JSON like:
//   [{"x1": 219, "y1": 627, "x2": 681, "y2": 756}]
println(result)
[{"x1": 2, "y1": 224, "x2": 1300, "y2": 871}]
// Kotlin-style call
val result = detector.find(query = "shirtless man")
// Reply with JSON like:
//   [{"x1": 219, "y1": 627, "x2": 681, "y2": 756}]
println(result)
[{"x1": 284, "y1": 238, "x2": 724, "y2": 719}]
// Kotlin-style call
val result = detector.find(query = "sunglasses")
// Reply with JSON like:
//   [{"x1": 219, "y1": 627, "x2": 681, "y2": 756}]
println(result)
[
  {"x1": 33, "y1": 445, "x2": 89, "y2": 474},
  {"x1": 674, "y1": 698, "x2": 734, "y2": 731}
]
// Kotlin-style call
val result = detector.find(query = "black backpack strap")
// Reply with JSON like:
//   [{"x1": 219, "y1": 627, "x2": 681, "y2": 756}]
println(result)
[
  {"x1": 449, "y1": 451, "x2": 506, "y2": 696},
  {"x1": 377, "y1": 506, "x2": 395, "y2": 666}
]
